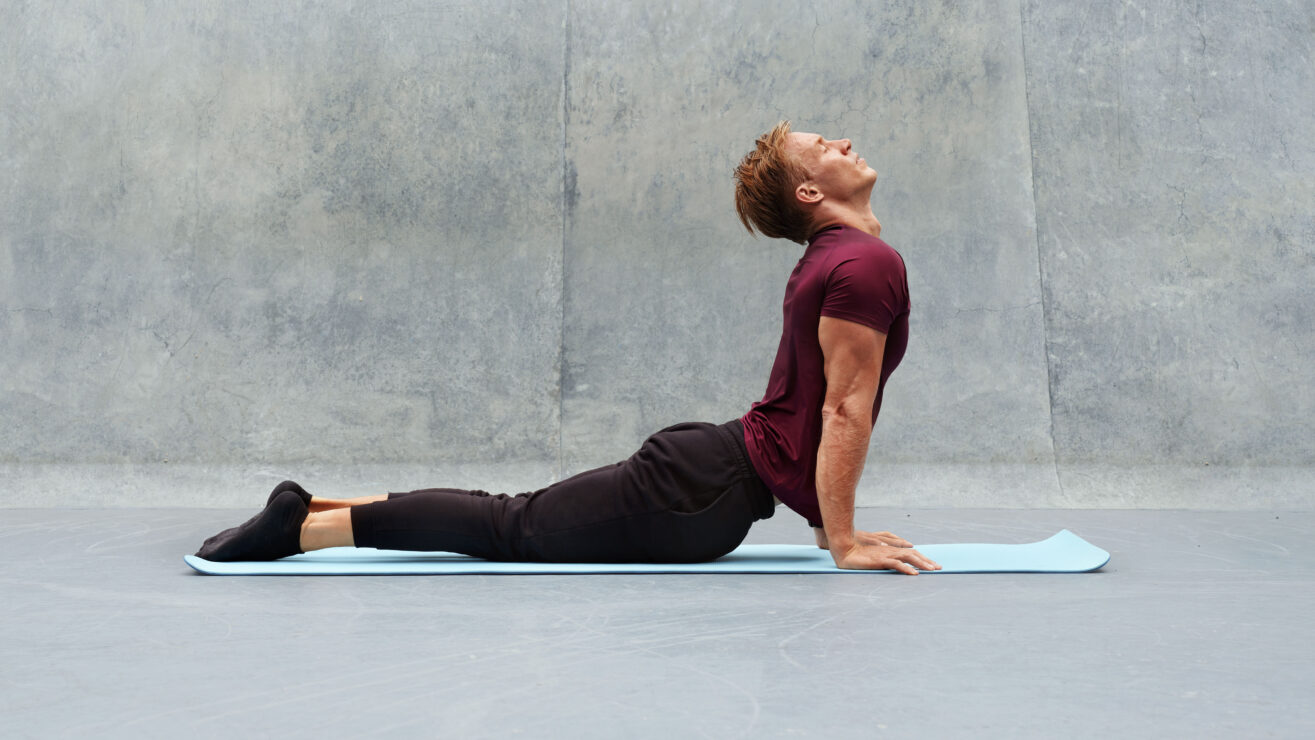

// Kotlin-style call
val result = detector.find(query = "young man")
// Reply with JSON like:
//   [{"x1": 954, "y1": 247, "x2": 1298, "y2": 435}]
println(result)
[{"x1": 196, "y1": 122, "x2": 940, "y2": 574}]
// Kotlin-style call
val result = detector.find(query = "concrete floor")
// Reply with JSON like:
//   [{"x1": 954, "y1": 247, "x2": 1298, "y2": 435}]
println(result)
[{"x1": 1, "y1": 507, "x2": 1312, "y2": 738}]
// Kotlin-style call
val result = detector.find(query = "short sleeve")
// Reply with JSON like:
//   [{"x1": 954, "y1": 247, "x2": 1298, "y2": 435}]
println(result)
[{"x1": 819, "y1": 248, "x2": 907, "y2": 334}]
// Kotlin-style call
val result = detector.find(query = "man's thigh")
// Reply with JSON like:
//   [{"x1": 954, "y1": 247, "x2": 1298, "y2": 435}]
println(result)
[{"x1": 519, "y1": 421, "x2": 743, "y2": 556}]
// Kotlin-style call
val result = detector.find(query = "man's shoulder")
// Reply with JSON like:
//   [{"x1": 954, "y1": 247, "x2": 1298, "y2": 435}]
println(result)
[
  {"x1": 823, "y1": 232, "x2": 905, "y2": 278},
  {"x1": 814, "y1": 225, "x2": 901, "y2": 262}
]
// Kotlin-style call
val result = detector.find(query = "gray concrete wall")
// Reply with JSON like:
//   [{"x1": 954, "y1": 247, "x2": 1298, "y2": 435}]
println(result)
[{"x1": 3, "y1": 0, "x2": 1312, "y2": 509}]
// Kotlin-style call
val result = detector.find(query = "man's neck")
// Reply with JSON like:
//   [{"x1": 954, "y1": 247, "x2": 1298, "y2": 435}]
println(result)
[{"x1": 812, "y1": 204, "x2": 882, "y2": 240}]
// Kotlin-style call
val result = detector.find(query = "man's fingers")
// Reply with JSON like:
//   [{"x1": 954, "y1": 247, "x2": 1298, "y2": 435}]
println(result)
[
  {"x1": 886, "y1": 548, "x2": 939, "y2": 573},
  {"x1": 838, "y1": 543, "x2": 941, "y2": 573},
  {"x1": 905, "y1": 547, "x2": 941, "y2": 571},
  {"x1": 874, "y1": 531, "x2": 912, "y2": 548},
  {"x1": 889, "y1": 559, "x2": 919, "y2": 575}
]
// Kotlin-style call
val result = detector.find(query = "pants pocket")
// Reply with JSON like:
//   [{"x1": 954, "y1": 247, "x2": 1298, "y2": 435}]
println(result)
[{"x1": 652, "y1": 483, "x2": 754, "y2": 563}]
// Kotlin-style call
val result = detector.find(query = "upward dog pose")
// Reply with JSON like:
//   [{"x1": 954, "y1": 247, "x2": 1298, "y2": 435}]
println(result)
[{"x1": 197, "y1": 122, "x2": 941, "y2": 574}]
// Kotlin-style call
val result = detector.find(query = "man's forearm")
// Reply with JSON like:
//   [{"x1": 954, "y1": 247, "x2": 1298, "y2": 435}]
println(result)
[{"x1": 814, "y1": 406, "x2": 872, "y2": 555}]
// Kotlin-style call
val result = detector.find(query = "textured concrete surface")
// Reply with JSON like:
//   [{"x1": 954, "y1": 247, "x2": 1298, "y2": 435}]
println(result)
[
  {"x1": 2, "y1": 1, "x2": 565, "y2": 469},
  {"x1": 3, "y1": 508, "x2": 1313, "y2": 737},
  {"x1": 3, "y1": 1, "x2": 1313, "y2": 508},
  {"x1": 1022, "y1": 1, "x2": 1315, "y2": 469}
]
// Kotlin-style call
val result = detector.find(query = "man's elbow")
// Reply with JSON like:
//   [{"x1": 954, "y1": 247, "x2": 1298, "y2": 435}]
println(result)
[{"x1": 821, "y1": 398, "x2": 872, "y2": 427}]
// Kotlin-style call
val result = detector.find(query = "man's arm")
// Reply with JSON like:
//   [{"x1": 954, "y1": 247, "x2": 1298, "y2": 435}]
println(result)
[
  {"x1": 815, "y1": 316, "x2": 882, "y2": 556},
  {"x1": 815, "y1": 526, "x2": 913, "y2": 550},
  {"x1": 815, "y1": 316, "x2": 940, "y2": 574}
]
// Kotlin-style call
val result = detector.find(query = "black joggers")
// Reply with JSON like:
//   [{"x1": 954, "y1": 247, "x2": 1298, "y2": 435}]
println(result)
[{"x1": 350, "y1": 419, "x2": 776, "y2": 563}]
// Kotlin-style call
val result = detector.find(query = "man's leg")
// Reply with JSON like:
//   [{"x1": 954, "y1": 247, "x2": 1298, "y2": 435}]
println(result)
[
  {"x1": 307, "y1": 494, "x2": 387, "y2": 512},
  {"x1": 200, "y1": 420, "x2": 773, "y2": 562},
  {"x1": 265, "y1": 479, "x2": 392, "y2": 512},
  {"x1": 346, "y1": 420, "x2": 774, "y2": 563},
  {"x1": 198, "y1": 485, "x2": 409, "y2": 561},
  {"x1": 300, "y1": 508, "x2": 355, "y2": 550},
  {"x1": 296, "y1": 490, "x2": 442, "y2": 548}
]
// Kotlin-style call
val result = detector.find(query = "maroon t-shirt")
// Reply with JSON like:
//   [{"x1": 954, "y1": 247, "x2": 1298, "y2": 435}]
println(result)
[{"x1": 740, "y1": 224, "x2": 910, "y2": 527}]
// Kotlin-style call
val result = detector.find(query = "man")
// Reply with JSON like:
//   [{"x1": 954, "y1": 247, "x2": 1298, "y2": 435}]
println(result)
[{"x1": 196, "y1": 122, "x2": 940, "y2": 574}]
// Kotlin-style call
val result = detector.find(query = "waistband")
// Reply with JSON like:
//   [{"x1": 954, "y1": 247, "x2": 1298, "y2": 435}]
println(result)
[{"x1": 715, "y1": 419, "x2": 776, "y2": 521}]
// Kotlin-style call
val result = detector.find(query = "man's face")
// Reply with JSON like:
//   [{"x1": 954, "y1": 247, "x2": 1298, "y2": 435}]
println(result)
[{"x1": 785, "y1": 131, "x2": 878, "y2": 202}]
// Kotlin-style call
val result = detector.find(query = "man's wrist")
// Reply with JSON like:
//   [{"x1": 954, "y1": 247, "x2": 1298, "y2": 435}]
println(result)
[
  {"x1": 813, "y1": 526, "x2": 837, "y2": 549},
  {"x1": 825, "y1": 529, "x2": 856, "y2": 553}
]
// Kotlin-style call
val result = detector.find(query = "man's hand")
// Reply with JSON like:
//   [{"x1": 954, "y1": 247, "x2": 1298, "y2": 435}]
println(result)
[
  {"x1": 855, "y1": 530, "x2": 912, "y2": 548},
  {"x1": 833, "y1": 542, "x2": 941, "y2": 574},
  {"x1": 816, "y1": 528, "x2": 915, "y2": 551}
]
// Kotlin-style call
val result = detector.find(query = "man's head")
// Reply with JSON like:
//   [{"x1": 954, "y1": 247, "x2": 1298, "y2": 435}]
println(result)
[{"x1": 733, "y1": 121, "x2": 878, "y2": 244}]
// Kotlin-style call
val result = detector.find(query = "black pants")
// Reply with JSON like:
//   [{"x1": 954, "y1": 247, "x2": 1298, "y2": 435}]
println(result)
[{"x1": 350, "y1": 419, "x2": 775, "y2": 563}]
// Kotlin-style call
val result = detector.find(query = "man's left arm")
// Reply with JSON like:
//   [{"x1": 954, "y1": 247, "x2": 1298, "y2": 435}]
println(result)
[
  {"x1": 813, "y1": 315, "x2": 883, "y2": 558},
  {"x1": 815, "y1": 316, "x2": 939, "y2": 572}
]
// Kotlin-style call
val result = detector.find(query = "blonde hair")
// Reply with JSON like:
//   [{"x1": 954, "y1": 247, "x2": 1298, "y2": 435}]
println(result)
[{"x1": 733, "y1": 121, "x2": 814, "y2": 244}]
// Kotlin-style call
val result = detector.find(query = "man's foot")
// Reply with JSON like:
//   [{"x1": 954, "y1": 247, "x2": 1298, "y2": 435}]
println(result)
[
  {"x1": 196, "y1": 491, "x2": 308, "y2": 562},
  {"x1": 265, "y1": 480, "x2": 312, "y2": 508}
]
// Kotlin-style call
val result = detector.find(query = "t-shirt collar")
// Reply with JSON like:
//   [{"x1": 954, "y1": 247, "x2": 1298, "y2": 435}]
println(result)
[{"x1": 806, "y1": 224, "x2": 846, "y2": 246}]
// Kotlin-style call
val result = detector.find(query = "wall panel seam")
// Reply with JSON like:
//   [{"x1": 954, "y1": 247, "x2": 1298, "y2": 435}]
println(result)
[
  {"x1": 556, "y1": 0, "x2": 572, "y2": 481},
  {"x1": 1017, "y1": 0, "x2": 1064, "y2": 496}
]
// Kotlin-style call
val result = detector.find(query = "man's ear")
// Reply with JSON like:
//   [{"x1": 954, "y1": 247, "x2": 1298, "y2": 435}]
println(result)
[{"x1": 795, "y1": 181, "x2": 823, "y2": 206}]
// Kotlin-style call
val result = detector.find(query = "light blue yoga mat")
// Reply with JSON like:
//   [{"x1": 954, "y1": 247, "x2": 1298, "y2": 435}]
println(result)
[{"x1": 184, "y1": 529, "x2": 1108, "y2": 575}]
